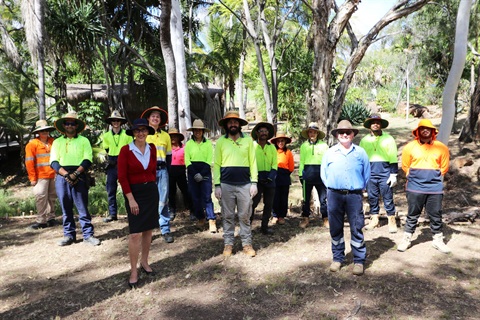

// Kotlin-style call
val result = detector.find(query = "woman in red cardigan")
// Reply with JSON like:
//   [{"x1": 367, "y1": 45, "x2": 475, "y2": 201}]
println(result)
[{"x1": 118, "y1": 118, "x2": 158, "y2": 289}]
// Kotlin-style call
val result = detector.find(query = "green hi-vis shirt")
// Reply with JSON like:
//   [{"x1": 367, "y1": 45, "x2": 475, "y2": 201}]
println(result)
[
  {"x1": 299, "y1": 139, "x2": 328, "y2": 177},
  {"x1": 102, "y1": 129, "x2": 133, "y2": 156},
  {"x1": 214, "y1": 134, "x2": 258, "y2": 186},
  {"x1": 359, "y1": 132, "x2": 398, "y2": 164},
  {"x1": 50, "y1": 135, "x2": 93, "y2": 166},
  {"x1": 184, "y1": 138, "x2": 213, "y2": 167},
  {"x1": 254, "y1": 142, "x2": 277, "y2": 172}
]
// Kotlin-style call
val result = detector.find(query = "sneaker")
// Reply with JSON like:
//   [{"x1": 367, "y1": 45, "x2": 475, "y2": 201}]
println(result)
[
  {"x1": 330, "y1": 261, "x2": 342, "y2": 272},
  {"x1": 223, "y1": 245, "x2": 233, "y2": 257},
  {"x1": 271, "y1": 217, "x2": 278, "y2": 225},
  {"x1": 163, "y1": 233, "x2": 174, "y2": 243},
  {"x1": 47, "y1": 219, "x2": 60, "y2": 227},
  {"x1": 209, "y1": 220, "x2": 217, "y2": 233},
  {"x1": 84, "y1": 236, "x2": 101, "y2": 246},
  {"x1": 397, "y1": 232, "x2": 413, "y2": 252},
  {"x1": 103, "y1": 216, "x2": 118, "y2": 223},
  {"x1": 58, "y1": 236, "x2": 75, "y2": 246},
  {"x1": 277, "y1": 217, "x2": 286, "y2": 225},
  {"x1": 242, "y1": 245, "x2": 256, "y2": 257},
  {"x1": 323, "y1": 217, "x2": 330, "y2": 228},
  {"x1": 352, "y1": 263, "x2": 364, "y2": 276},
  {"x1": 29, "y1": 222, "x2": 48, "y2": 230},
  {"x1": 299, "y1": 217, "x2": 309, "y2": 229},
  {"x1": 432, "y1": 233, "x2": 451, "y2": 254}
]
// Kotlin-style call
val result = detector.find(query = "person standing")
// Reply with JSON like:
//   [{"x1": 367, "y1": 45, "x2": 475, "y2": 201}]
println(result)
[
  {"x1": 185, "y1": 119, "x2": 217, "y2": 233},
  {"x1": 102, "y1": 110, "x2": 132, "y2": 223},
  {"x1": 118, "y1": 118, "x2": 159, "y2": 289},
  {"x1": 299, "y1": 122, "x2": 329, "y2": 228},
  {"x1": 25, "y1": 120, "x2": 57, "y2": 229},
  {"x1": 271, "y1": 132, "x2": 295, "y2": 225},
  {"x1": 321, "y1": 120, "x2": 370, "y2": 276},
  {"x1": 50, "y1": 111, "x2": 100, "y2": 246},
  {"x1": 398, "y1": 119, "x2": 450, "y2": 253},
  {"x1": 359, "y1": 114, "x2": 398, "y2": 233},
  {"x1": 214, "y1": 111, "x2": 258, "y2": 257},
  {"x1": 168, "y1": 128, "x2": 193, "y2": 221},
  {"x1": 141, "y1": 106, "x2": 174, "y2": 243},
  {"x1": 250, "y1": 122, "x2": 277, "y2": 235}
]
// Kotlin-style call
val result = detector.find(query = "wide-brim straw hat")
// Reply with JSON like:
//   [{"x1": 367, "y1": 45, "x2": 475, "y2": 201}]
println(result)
[
  {"x1": 168, "y1": 128, "x2": 185, "y2": 141},
  {"x1": 55, "y1": 111, "x2": 86, "y2": 134},
  {"x1": 187, "y1": 119, "x2": 211, "y2": 132},
  {"x1": 251, "y1": 122, "x2": 275, "y2": 140},
  {"x1": 218, "y1": 110, "x2": 248, "y2": 127},
  {"x1": 32, "y1": 120, "x2": 55, "y2": 134},
  {"x1": 301, "y1": 122, "x2": 326, "y2": 139},
  {"x1": 126, "y1": 118, "x2": 155, "y2": 136},
  {"x1": 270, "y1": 132, "x2": 292, "y2": 145},
  {"x1": 363, "y1": 114, "x2": 389, "y2": 129},
  {"x1": 331, "y1": 120, "x2": 359, "y2": 137},
  {"x1": 106, "y1": 110, "x2": 127, "y2": 124},
  {"x1": 141, "y1": 106, "x2": 168, "y2": 127},
  {"x1": 412, "y1": 119, "x2": 438, "y2": 136}
]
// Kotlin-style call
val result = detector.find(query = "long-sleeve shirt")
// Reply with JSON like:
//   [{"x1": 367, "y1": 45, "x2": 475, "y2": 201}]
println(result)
[
  {"x1": 359, "y1": 132, "x2": 398, "y2": 177},
  {"x1": 25, "y1": 137, "x2": 56, "y2": 181},
  {"x1": 299, "y1": 139, "x2": 328, "y2": 182},
  {"x1": 185, "y1": 138, "x2": 213, "y2": 177},
  {"x1": 321, "y1": 143, "x2": 370, "y2": 190},
  {"x1": 276, "y1": 148, "x2": 294, "y2": 186},
  {"x1": 401, "y1": 138, "x2": 449, "y2": 194},
  {"x1": 171, "y1": 145, "x2": 186, "y2": 166},
  {"x1": 118, "y1": 143, "x2": 157, "y2": 195},
  {"x1": 102, "y1": 129, "x2": 132, "y2": 156},
  {"x1": 254, "y1": 142, "x2": 277, "y2": 185},
  {"x1": 214, "y1": 133, "x2": 258, "y2": 186}
]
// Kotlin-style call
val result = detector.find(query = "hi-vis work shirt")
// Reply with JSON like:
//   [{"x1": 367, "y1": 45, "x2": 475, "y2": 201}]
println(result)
[
  {"x1": 359, "y1": 132, "x2": 398, "y2": 178},
  {"x1": 146, "y1": 130, "x2": 172, "y2": 163},
  {"x1": 214, "y1": 133, "x2": 257, "y2": 186},
  {"x1": 299, "y1": 139, "x2": 328, "y2": 183},
  {"x1": 50, "y1": 135, "x2": 93, "y2": 167},
  {"x1": 185, "y1": 138, "x2": 213, "y2": 177},
  {"x1": 25, "y1": 137, "x2": 55, "y2": 181},
  {"x1": 401, "y1": 138, "x2": 449, "y2": 194},
  {"x1": 254, "y1": 141, "x2": 277, "y2": 184},
  {"x1": 102, "y1": 129, "x2": 132, "y2": 156}
]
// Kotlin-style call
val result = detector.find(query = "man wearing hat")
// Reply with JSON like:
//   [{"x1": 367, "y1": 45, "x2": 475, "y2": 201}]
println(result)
[
  {"x1": 168, "y1": 128, "x2": 193, "y2": 222},
  {"x1": 359, "y1": 114, "x2": 398, "y2": 233},
  {"x1": 214, "y1": 111, "x2": 258, "y2": 257},
  {"x1": 141, "y1": 106, "x2": 174, "y2": 243},
  {"x1": 250, "y1": 122, "x2": 277, "y2": 235},
  {"x1": 299, "y1": 122, "x2": 329, "y2": 229},
  {"x1": 102, "y1": 110, "x2": 132, "y2": 223},
  {"x1": 399, "y1": 119, "x2": 450, "y2": 254},
  {"x1": 50, "y1": 111, "x2": 100, "y2": 246},
  {"x1": 321, "y1": 120, "x2": 370, "y2": 275},
  {"x1": 185, "y1": 119, "x2": 217, "y2": 233},
  {"x1": 25, "y1": 120, "x2": 58, "y2": 229}
]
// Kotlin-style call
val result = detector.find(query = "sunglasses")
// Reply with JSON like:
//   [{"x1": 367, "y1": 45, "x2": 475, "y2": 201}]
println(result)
[
  {"x1": 337, "y1": 130, "x2": 352, "y2": 135},
  {"x1": 64, "y1": 122, "x2": 77, "y2": 126},
  {"x1": 133, "y1": 128, "x2": 148, "y2": 133}
]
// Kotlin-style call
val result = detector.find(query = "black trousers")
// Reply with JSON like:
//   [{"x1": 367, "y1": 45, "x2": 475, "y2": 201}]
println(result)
[{"x1": 405, "y1": 192, "x2": 443, "y2": 234}]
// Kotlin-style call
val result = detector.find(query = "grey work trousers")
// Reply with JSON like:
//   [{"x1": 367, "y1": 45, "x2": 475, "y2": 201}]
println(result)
[{"x1": 220, "y1": 183, "x2": 253, "y2": 246}]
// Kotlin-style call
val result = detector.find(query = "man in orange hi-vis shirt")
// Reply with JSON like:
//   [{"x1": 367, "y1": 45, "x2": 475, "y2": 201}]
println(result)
[
  {"x1": 25, "y1": 120, "x2": 58, "y2": 229},
  {"x1": 399, "y1": 119, "x2": 450, "y2": 254}
]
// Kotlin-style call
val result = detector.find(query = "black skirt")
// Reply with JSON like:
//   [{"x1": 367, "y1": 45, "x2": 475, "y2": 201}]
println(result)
[{"x1": 125, "y1": 182, "x2": 159, "y2": 234}]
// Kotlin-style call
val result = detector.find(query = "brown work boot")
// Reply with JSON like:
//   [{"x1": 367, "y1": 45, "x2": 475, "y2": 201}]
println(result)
[
  {"x1": 223, "y1": 245, "x2": 233, "y2": 257},
  {"x1": 242, "y1": 245, "x2": 256, "y2": 257},
  {"x1": 209, "y1": 220, "x2": 217, "y2": 233},
  {"x1": 365, "y1": 215, "x2": 379, "y2": 230},
  {"x1": 299, "y1": 217, "x2": 309, "y2": 229},
  {"x1": 196, "y1": 218, "x2": 206, "y2": 230},
  {"x1": 352, "y1": 263, "x2": 364, "y2": 276},
  {"x1": 277, "y1": 217, "x2": 286, "y2": 225},
  {"x1": 387, "y1": 215, "x2": 398, "y2": 233},
  {"x1": 323, "y1": 217, "x2": 329, "y2": 228},
  {"x1": 329, "y1": 261, "x2": 342, "y2": 272}
]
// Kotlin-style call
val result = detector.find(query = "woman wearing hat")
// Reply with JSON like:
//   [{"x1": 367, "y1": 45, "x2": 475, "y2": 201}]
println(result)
[
  {"x1": 25, "y1": 120, "x2": 58, "y2": 230},
  {"x1": 102, "y1": 110, "x2": 132, "y2": 223},
  {"x1": 271, "y1": 132, "x2": 295, "y2": 225},
  {"x1": 184, "y1": 119, "x2": 217, "y2": 233},
  {"x1": 299, "y1": 122, "x2": 329, "y2": 229},
  {"x1": 118, "y1": 118, "x2": 159, "y2": 288},
  {"x1": 168, "y1": 128, "x2": 193, "y2": 221}
]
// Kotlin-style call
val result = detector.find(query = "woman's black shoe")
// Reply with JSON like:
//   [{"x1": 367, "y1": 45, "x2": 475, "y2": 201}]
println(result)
[
  {"x1": 141, "y1": 264, "x2": 155, "y2": 276},
  {"x1": 128, "y1": 280, "x2": 138, "y2": 289}
]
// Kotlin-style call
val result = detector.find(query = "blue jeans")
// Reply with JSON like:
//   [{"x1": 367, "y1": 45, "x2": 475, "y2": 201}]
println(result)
[
  {"x1": 156, "y1": 168, "x2": 170, "y2": 234},
  {"x1": 105, "y1": 163, "x2": 118, "y2": 217},
  {"x1": 188, "y1": 172, "x2": 215, "y2": 220},
  {"x1": 327, "y1": 190, "x2": 366, "y2": 264},
  {"x1": 56, "y1": 174, "x2": 94, "y2": 240},
  {"x1": 367, "y1": 176, "x2": 396, "y2": 216}
]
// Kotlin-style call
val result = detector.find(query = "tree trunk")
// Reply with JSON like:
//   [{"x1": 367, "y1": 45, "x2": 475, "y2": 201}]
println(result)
[
  {"x1": 459, "y1": 63, "x2": 480, "y2": 143},
  {"x1": 237, "y1": 46, "x2": 246, "y2": 119}
]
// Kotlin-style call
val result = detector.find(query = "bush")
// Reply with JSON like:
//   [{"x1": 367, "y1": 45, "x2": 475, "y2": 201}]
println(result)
[{"x1": 339, "y1": 101, "x2": 371, "y2": 125}]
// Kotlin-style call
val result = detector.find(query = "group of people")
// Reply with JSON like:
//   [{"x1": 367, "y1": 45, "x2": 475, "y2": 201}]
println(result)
[{"x1": 24, "y1": 107, "x2": 450, "y2": 283}]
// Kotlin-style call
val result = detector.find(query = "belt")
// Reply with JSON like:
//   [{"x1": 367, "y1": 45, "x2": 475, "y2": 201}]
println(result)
[
  {"x1": 328, "y1": 188, "x2": 363, "y2": 195},
  {"x1": 157, "y1": 161, "x2": 167, "y2": 170}
]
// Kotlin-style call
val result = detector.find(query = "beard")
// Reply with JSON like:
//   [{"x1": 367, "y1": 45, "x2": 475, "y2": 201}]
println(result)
[{"x1": 227, "y1": 126, "x2": 239, "y2": 135}]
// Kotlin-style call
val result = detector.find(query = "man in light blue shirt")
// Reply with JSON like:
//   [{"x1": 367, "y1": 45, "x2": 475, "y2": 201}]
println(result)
[{"x1": 321, "y1": 120, "x2": 370, "y2": 276}]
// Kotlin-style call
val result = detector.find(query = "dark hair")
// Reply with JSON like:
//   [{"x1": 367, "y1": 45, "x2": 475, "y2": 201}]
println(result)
[{"x1": 274, "y1": 142, "x2": 288, "y2": 152}]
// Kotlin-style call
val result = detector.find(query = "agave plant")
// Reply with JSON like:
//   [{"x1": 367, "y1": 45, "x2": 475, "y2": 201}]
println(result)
[{"x1": 339, "y1": 101, "x2": 371, "y2": 125}]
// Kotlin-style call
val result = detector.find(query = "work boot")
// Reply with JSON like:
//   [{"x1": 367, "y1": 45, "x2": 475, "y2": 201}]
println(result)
[
  {"x1": 223, "y1": 245, "x2": 233, "y2": 257},
  {"x1": 196, "y1": 218, "x2": 206, "y2": 230},
  {"x1": 329, "y1": 261, "x2": 342, "y2": 272},
  {"x1": 29, "y1": 222, "x2": 48, "y2": 230},
  {"x1": 323, "y1": 217, "x2": 329, "y2": 228},
  {"x1": 271, "y1": 217, "x2": 278, "y2": 225},
  {"x1": 209, "y1": 220, "x2": 217, "y2": 233},
  {"x1": 365, "y1": 215, "x2": 379, "y2": 230},
  {"x1": 242, "y1": 245, "x2": 256, "y2": 257},
  {"x1": 277, "y1": 217, "x2": 286, "y2": 225},
  {"x1": 299, "y1": 217, "x2": 309, "y2": 229},
  {"x1": 397, "y1": 232, "x2": 413, "y2": 252},
  {"x1": 432, "y1": 233, "x2": 451, "y2": 254},
  {"x1": 352, "y1": 263, "x2": 364, "y2": 276},
  {"x1": 388, "y1": 215, "x2": 398, "y2": 233}
]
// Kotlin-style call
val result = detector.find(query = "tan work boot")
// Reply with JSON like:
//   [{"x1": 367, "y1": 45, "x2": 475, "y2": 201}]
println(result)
[
  {"x1": 277, "y1": 217, "x2": 286, "y2": 225},
  {"x1": 397, "y1": 232, "x2": 413, "y2": 252},
  {"x1": 365, "y1": 215, "x2": 379, "y2": 230},
  {"x1": 352, "y1": 263, "x2": 364, "y2": 276},
  {"x1": 387, "y1": 215, "x2": 398, "y2": 233},
  {"x1": 242, "y1": 245, "x2": 256, "y2": 257},
  {"x1": 271, "y1": 217, "x2": 278, "y2": 225},
  {"x1": 196, "y1": 218, "x2": 206, "y2": 229},
  {"x1": 323, "y1": 217, "x2": 330, "y2": 228},
  {"x1": 299, "y1": 217, "x2": 309, "y2": 229},
  {"x1": 209, "y1": 220, "x2": 217, "y2": 233},
  {"x1": 432, "y1": 233, "x2": 451, "y2": 254},
  {"x1": 329, "y1": 261, "x2": 342, "y2": 272},
  {"x1": 223, "y1": 245, "x2": 233, "y2": 257}
]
